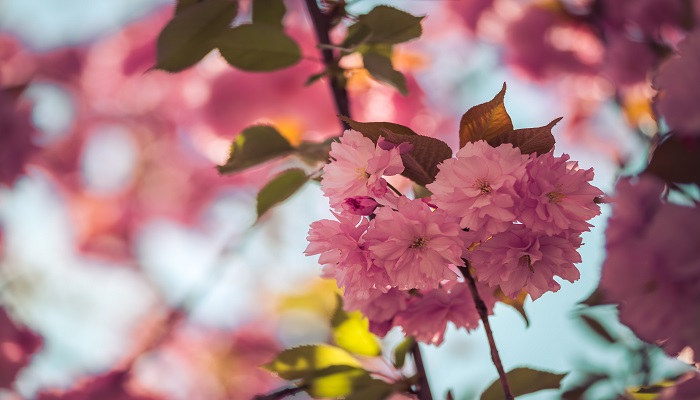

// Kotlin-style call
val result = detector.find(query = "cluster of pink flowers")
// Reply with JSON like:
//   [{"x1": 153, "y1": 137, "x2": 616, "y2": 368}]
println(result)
[
  {"x1": 600, "y1": 175, "x2": 700, "y2": 357},
  {"x1": 306, "y1": 131, "x2": 602, "y2": 344}
]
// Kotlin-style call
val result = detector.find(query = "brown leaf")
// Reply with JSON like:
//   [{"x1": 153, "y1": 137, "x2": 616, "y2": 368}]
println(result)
[
  {"x1": 459, "y1": 83, "x2": 513, "y2": 148},
  {"x1": 494, "y1": 288, "x2": 529, "y2": 327},
  {"x1": 340, "y1": 116, "x2": 452, "y2": 185},
  {"x1": 488, "y1": 117, "x2": 561, "y2": 156},
  {"x1": 646, "y1": 135, "x2": 700, "y2": 185}
]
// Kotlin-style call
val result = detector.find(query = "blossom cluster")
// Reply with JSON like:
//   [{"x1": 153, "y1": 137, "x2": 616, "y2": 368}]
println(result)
[
  {"x1": 306, "y1": 130, "x2": 602, "y2": 344},
  {"x1": 600, "y1": 175, "x2": 700, "y2": 357}
]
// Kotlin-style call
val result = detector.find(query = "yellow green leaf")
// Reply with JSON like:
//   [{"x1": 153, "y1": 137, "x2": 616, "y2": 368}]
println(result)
[
  {"x1": 480, "y1": 367, "x2": 566, "y2": 400},
  {"x1": 216, "y1": 24, "x2": 301, "y2": 72},
  {"x1": 459, "y1": 83, "x2": 513, "y2": 148},
  {"x1": 393, "y1": 336, "x2": 415, "y2": 368},
  {"x1": 331, "y1": 294, "x2": 382, "y2": 356},
  {"x1": 256, "y1": 169, "x2": 308, "y2": 218},
  {"x1": 264, "y1": 344, "x2": 362, "y2": 381},
  {"x1": 156, "y1": 0, "x2": 238, "y2": 72},
  {"x1": 217, "y1": 125, "x2": 294, "y2": 175}
]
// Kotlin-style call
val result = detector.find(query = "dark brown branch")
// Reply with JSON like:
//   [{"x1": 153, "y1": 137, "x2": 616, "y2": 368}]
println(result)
[
  {"x1": 412, "y1": 342, "x2": 435, "y2": 400},
  {"x1": 459, "y1": 262, "x2": 514, "y2": 400},
  {"x1": 253, "y1": 385, "x2": 306, "y2": 400},
  {"x1": 303, "y1": 0, "x2": 351, "y2": 130}
]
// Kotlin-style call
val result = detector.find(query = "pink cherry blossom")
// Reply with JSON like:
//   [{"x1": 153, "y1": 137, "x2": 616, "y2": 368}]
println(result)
[
  {"x1": 518, "y1": 151, "x2": 603, "y2": 236},
  {"x1": 0, "y1": 92, "x2": 36, "y2": 187},
  {"x1": 365, "y1": 197, "x2": 464, "y2": 290},
  {"x1": 427, "y1": 140, "x2": 529, "y2": 239},
  {"x1": 305, "y1": 212, "x2": 391, "y2": 299},
  {"x1": 470, "y1": 224, "x2": 582, "y2": 300},
  {"x1": 343, "y1": 288, "x2": 410, "y2": 336},
  {"x1": 321, "y1": 130, "x2": 404, "y2": 209},
  {"x1": 601, "y1": 175, "x2": 700, "y2": 356},
  {"x1": 341, "y1": 196, "x2": 379, "y2": 216},
  {"x1": 394, "y1": 282, "x2": 494, "y2": 345},
  {"x1": 655, "y1": 28, "x2": 700, "y2": 136},
  {"x1": 1, "y1": 307, "x2": 42, "y2": 389}
]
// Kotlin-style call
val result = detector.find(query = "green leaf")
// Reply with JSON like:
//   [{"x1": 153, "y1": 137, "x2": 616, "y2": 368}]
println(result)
[
  {"x1": 494, "y1": 288, "x2": 529, "y2": 327},
  {"x1": 217, "y1": 125, "x2": 294, "y2": 174},
  {"x1": 252, "y1": 0, "x2": 286, "y2": 29},
  {"x1": 480, "y1": 367, "x2": 567, "y2": 400},
  {"x1": 174, "y1": 0, "x2": 201, "y2": 14},
  {"x1": 580, "y1": 314, "x2": 617, "y2": 344},
  {"x1": 393, "y1": 336, "x2": 415, "y2": 368},
  {"x1": 295, "y1": 139, "x2": 334, "y2": 164},
  {"x1": 488, "y1": 117, "x2": 561, "y2": 156},
  {"x1": 305, "y1": 71, "x2": 327, "y2": 86},
  {"x1": 263, "y1": 344, "x2": 362, "y2": 381},
  {"x1": 256, "y1": 169, "x2": 308, "y2": 218},
  {"x1": 362, "y1": 51, "x2": 407, "y2": 95},
  {"x1": 356, "y1": 5, "x2": 424, "y2": 45},
  {"x1": 646, "y1": 134, "x2": 700, "y2": 186},
  {"x1": 331, "y1": 294, "x2": 382, "y2": 356},
  {"x1": 156, "y1": 0, "x2": 238, "y2": 72},
  {"x1": 339, "y1": 116, "x2": 453, "y2": 186},
  {"x1": 341, "y1": 23, "x2": 372, "y2": 50},
  {"x1": 459, "y1": 83, "x2": 513, "y2": 148},
  {"x1": 216, "y1": 24, "x2": 301, "y2": 72}
]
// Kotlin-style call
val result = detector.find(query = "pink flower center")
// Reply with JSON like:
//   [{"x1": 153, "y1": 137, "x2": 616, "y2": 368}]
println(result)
[
  {"x1": 473, "y1": 178, "x2": 492, "y2": 194},
  {"x1": 410, "y1": 237, "x2": 429, "y2": 250},
  {"x1": 355, "y1": 166, "x2": 370, "y2": 180},
  {"x1": 546, "y1": 189, "x2": 565, "y2": 204}
]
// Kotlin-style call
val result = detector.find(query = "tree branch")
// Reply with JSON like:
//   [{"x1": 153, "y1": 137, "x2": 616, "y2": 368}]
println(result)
[
  {"x1": 303, "y1": 0, "x2": 351, "y2": 130},
  {"x1": 253, "y1": 385, "x2": 306, "y2": 400},
  {"x1": 459, "y1": 262, "x2": 514, "y2": 400},
  {"x1": 412, "y1": 342, "x2": 435, "y2": 400}
]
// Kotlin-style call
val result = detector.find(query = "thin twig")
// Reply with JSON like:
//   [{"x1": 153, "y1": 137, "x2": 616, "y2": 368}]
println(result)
[
  {"x1": 412, "y1": 342, "x2": 435, "y2": 400},
  {"x1": 459, "y1": 262, "x2": 514, "y2": 400},
  {"x1": 253, "y1": 385, "x2": 306, "y2": 400},
  {"x1": 303, "y1": 0, "x2": 351, "y2": 130}
]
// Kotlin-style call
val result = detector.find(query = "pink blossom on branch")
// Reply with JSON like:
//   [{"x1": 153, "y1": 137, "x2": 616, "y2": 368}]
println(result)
[
  {"x1": 365, "y1": 197, "x2": 464, "y2": 290},
  {"x1": 305, "y1": 212, "x2": 391, "y2": 300},
  {"x1": 601, "y1": 175, "x2": 700, "y2": 356},
  {"x1": 321, "y1": 130, "x2": 404, "y2": 209},
  {"x1": 469, "y1": 225, "x2": 582, "y2": 300},
  {"x1": 518, "y1": 151, "x2": 603, "y2": 236},
  {"x1": 427, "y1": 140, "x2": 529, "y2": 239},
  {"x1": 394, "y1": 281, "x2": 495, "y2": 345}
]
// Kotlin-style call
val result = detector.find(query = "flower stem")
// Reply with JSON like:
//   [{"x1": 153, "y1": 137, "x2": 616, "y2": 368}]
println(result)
[
  {"x1": 303, "y1": 0, "x2": 351, "y2": 130},
  {"x1": 459, "y1": 262, "x2": 514, "y2": 400},
  {"x1": 412, "y1": 341, "x2": 435, "y2": 400}
]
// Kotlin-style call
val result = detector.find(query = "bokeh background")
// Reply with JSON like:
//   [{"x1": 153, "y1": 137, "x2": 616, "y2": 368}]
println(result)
[{"x1": 0, "y1": 0, "x2": 691, "y2": 399}]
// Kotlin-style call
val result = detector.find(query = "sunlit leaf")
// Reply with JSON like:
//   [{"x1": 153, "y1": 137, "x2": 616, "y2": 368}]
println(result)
[
  {"x1": 156, "y1": 0, "x2": 238, "y2": 72},
  {"x1": 362, "y1": 51, "x2": 407, "y2": 95},
  {"x1": 252, "y1": 0, "x2": 286, "y2": 29},
  {"x1": 216, "y1": 24, "x2": 301, "y2": 72},
  {"x1": 331, "y1": 294, "x2": 381, "y2": 356},
  {"x1": 488, "y1": 117, "x2": 561, "y2": 156},
  {"x1": 356, "y1": 5, "x2": 424, "y2": 45},
  {"x1": 646, "y1": 134, "x2": 700, "y2": 186},
  {"x1": 340, "y1": 116, "x2": 452, "y2": 185},
  {"x1": 393, "y1": 336, "x2": 415, "y2": 368},
  {"x1": 256, "y1": 169, "x2": 308, "y2": 218},
  {"x1": 459, "y1": 83, "x2": 513, "y2": 148},
  {"x1": 480, "y1": 367, "x2": 567, "y2": 400},
  {"x1": 306, "y1": 365, "x2": 368, "y2": 397},
  {"x1": 580, "y1": 314, "x2": 617, "y2": 343},
  {"x1": 277, "y1": 278, "x2": 339, "y2": 319},
  {"x1": 494, "y1": 288, "x2": 529, "y2": 327},
  {"x1": 264, "y1": 344, "x2": 362, "y2": 381},
  {"x1": 217, "y1": 125, "x2": 294, "y2": 174}
]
